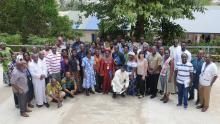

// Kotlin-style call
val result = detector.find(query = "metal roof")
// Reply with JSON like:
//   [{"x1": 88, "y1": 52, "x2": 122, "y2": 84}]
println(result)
[{"x1": 59, "y1": 6, "x2": 220, "y2": 33}]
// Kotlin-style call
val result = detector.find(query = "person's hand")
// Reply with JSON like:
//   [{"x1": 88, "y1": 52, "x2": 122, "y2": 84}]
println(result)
[
  {"x1": 168, "y1": 77, "x2": 172, "y2": 83},
  {"x1": 19, "y1": 89, "x2": 24, "y2": 94},
  {"x1": 142, "y1": 76, "x2": 145, "y2": 80}
]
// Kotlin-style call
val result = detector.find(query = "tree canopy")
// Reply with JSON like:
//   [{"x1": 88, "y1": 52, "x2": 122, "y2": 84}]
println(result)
[
  {"x1": 81, "y1": 0, "x2": 207, "y2": 43},
  {"x1": 0, "y1": 0, "x2": 76, "y2": 44}
]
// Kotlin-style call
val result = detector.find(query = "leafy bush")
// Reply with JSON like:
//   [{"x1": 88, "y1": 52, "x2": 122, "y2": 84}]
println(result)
[
  {"x1": 26, "y1": 35, "x2": 56, "y2": 45},
  {"x1": 0, "y1": 33, "x2": 22, "y2": 45}
]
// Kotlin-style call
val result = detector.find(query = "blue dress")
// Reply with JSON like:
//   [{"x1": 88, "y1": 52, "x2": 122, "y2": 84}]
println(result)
[{"x1": 82, "y1": 57, "x2": 96, "y2": 89}]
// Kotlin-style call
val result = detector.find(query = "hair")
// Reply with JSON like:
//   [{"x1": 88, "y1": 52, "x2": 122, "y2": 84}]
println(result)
[{"x1": 138, "y1": 51, "x2": 144, "y2": 59}]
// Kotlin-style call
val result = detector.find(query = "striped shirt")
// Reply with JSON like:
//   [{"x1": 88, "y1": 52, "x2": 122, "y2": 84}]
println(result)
[
  {"x1": 46, "y1": 52, "x2": 61, "y2": 74},
  {"x1": 175, "y1": 62, "x2": 193, "y2": 87}
]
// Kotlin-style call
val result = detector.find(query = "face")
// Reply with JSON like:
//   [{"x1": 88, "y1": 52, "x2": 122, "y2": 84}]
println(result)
[
  {"x1": 174, "y1": 40, "x2": 178, "y2": 46},
  {"x1": 51, "y1": 79, "x2": 57, "y2": 86},
  {"x1": 164, "y1": 50, "x2": 170, "y2": 58},
  {"x1": 152, "y1": 47, "x2": 156, "y2": 54},
  {"x1": 181, "y1": 42, "x2": 186, "y2": 51},
  {"x1": 32, "y1": 47, "x2": 37, "y2": 53},
  {"x1": 105, "y1": 51, "x2": 110, "y2": 57},
  {"x1": 80, "y1": 45, "x2": 85, "y2": 51},
  {"x1": 159, "y1": 47, "x2": 164, "y2": 55},
  {"x1": 87, "y1": 51, "x2": 91, "y2": 57},
  {"x1": 140, "y1": 37, "x2": 144, "y2": 43},
  {"x1": 197, "y1": 51, "x2": 204, "y2": 59},
  {"x1": 45, "y1": 44, "x2": 50, "y2": 50},
  {"x1": 181, "y1": 54, "x2": 188, "y2": 64},
  {"x1": 204, "y1": 55, "x2": 211, "y2": 63},
  {"x1": 24, "y1": 53, "x2": 30, "y2": 61},
  {"x1": 52, "y1": 47, "x2": 56, "y2": 54},
  {"x1": 32, "y1": 55, "x2": 38, "y2": 63},
  {"x1": 157, "y1": 40, "x2": 162, "y2": 47},
  {"x1": 95, "y1": 49, "x2": 100, "y2": 56},
  {"x1": 133, "y1": 47, "x2": 138, "y2": 53},
  {"x1": 129, "y1": 55, "x2": 133, "y2": 61},
  {"x1": 66, "y1": 72, "x2": 71, "y2": 78},
  {"x1": 76, "y1": 37, "x2": 80, "y2": 42},
  {"x1": 124, "y1": 46, "x2": 128, "y2": 53},
  {"x1": 114, "y1": 46, "x2": 119, "y2": 52},
  {"x1": 62, "y1": 50, "x2": 67, "y2": 57},
  {"x1": 72, "y1": 50, "x2": 77, "y2": 57},
  {"x1": 39, "y1": 52, "x2": 44, "y2": 59},
  {"x1": 139, "y1": 53, "x2": 144, "y2": 59},
  {"x1": 121, "y1": 67, "x2": 125, "y2": 72}
]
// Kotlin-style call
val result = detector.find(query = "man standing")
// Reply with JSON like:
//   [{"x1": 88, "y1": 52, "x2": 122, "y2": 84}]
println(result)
[
  {"x1": 39, "y1": 51, "x2": 49, "y2": 84},
  {"x1": 46, "y1": 46, "x2": 61, "y2": 82},
  {"x1": 29, "y1": 54, "x2": 49, "y2": 108},
  {"x1": 72, "y1": 37, "x2": 84, "y2": 52},
  {"x1": 197, "y1": 54, "x2": 218, "y2": 112},
  {"x1": 148, "y1": 46, "x2": 162, "y2": 98},
  {"x1": 175, "y1": 53, "x2": 193, "y2": 109},
  {"x1": 175, "y1": 41, "x2": 192, "y2": 64},
  {"x1": 112, "y1": 66, "x2": 129, "y2": 98},
  {"x1": 112, "y1": 46, "x2": 125, "y2": 69},
  {"x1": 188, "y1": 50, "x2": 204, "y2": 104},
  {"x1": 0, "y1": 42, "x2": 13, "y2": 85},
  {"x1": 11, "y1": 61, "x2": 31, "y2": 117},
  {"x1": 169, "y1": 39, "x2": 181, "y2": 59}
]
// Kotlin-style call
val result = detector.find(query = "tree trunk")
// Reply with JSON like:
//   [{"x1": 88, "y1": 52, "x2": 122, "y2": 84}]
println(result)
[{"x1": 134, "y1": 15, "x2": 145, "y2": 40}]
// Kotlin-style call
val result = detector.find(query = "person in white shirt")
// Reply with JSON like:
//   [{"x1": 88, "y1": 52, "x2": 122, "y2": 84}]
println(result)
[
  {"x1": 112, "y1": 66, "x2": 129, "y2": 98},
  {"x1": 175, "y1": 41, "x2": 191, "y2": 65},
  {"x1": 175, "y1": 53, "x2": 193, "y2": 109},
  {"x1": 29, "y1": 54, "x2": 49, "y2": 108},
  {"x1": 169, "y1": 39, "x2": 181, "y2": 59},
  {"x1": 197, "y1": 54, "x2": 218, "y2": 112}
]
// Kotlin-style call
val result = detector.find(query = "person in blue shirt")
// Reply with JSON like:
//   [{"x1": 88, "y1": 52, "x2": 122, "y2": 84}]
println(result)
[
  {"x1": 188, "y1": 50, "x2": 204, "y2": 104},
  {"x1": 112, "y1": 46, "x2": 125, "y2": 70},
  {"x1": 72, "y1": 37, "x2": 84, "y2": 52}
]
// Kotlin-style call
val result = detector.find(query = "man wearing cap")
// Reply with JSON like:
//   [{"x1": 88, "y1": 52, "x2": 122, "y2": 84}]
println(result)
[
  {"x1": 112, "y1": 66, "x2": 129, "y2": 98},
  {"x1": 11, "y1": 60, "x2": 32, "y2": 117},
  {"x1": 0, "y1": 42, "x2": 13, "y2": 85}
]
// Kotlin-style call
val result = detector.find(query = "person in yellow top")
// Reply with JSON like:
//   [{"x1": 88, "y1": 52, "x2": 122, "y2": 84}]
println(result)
[{"x1": 46, "y1": 78, "x2": 66, "y2": 108}]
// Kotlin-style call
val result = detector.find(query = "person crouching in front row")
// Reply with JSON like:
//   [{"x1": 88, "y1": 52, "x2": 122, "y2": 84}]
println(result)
[
  {"x1": 112, "y1": 66, "x2": 129, "y2": 98},
  {"x1": 61, "y1": 72, "x2": 77, "y2": 98},
  {"x1": 46, "y1": 78, "x2": 66, "y2": 108}
]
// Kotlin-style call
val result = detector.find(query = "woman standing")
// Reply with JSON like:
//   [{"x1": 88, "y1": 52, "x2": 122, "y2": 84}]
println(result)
[
  {"x1": 100, "y1": 49, "x2": 115, "y2": 94},
  {"x1": 157, "y1": 50, "x2": 175, "y2": 103},
  {"x1": 82, "y1": 50, "x2": 96, "y2": 96},
  {"x1": 136, "y1": 51, "x2": 148, "y2": 98},
  {"x1": 23, "y1": 52, "x2": 34, "y2": 108}
]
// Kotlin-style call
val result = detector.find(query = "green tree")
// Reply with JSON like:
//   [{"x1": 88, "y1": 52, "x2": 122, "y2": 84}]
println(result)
[
  {"x1": 0, "y1": 0, "x2": 76, "y2": 44},
  {"x1": 81, "y1": 0, "x2": 206, "y2": 43}
]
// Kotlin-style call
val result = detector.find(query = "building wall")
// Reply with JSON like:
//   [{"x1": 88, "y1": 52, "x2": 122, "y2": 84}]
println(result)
[{"x1": 80, "y1": 30, "x2": 98, "y2": 43}]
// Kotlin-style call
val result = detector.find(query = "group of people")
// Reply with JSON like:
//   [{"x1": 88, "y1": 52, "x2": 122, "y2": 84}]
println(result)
[{"x1": 0, "y1": 35, "x2": 218, "y2": 117}]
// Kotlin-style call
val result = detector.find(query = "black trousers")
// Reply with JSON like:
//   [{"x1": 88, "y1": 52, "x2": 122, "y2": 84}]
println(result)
[
  {"x1": 15, "y1": 92, "x2": 28, "y2": 113},
  {"x1": 13, "y1": 93, "x2": 19, "y2": 106},
  {"x1": 95, "y1": 74, "x2": 103, "y2": 92},
  {"x1": 148, "y1": 74, "x2": 160, "y2": 96},
  {"x1": 136, "y1": 74, "x2": 146, "y2": 96}
]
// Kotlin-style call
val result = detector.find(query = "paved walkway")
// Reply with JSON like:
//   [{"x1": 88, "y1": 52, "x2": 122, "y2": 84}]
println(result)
[{"x1": 0, "y1": 64, "x2": 220, "y2": 124}]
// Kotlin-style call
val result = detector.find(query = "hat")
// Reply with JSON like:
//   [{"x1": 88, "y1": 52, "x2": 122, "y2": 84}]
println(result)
[{"x1": 128, "y1": 51, "x2": 135, "y2": 56}]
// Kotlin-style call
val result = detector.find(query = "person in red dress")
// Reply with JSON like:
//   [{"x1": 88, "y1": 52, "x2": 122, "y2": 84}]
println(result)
[{"x1": 100, "y1": 49, "x2": 115, "y2": 94}]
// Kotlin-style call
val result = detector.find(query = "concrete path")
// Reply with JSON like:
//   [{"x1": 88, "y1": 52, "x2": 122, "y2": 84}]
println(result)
[{"x1": 0, "y1": 64, "x2": 220, "y2": 124}]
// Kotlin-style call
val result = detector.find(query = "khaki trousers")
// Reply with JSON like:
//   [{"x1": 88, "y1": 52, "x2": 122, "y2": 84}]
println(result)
[{"x1": 199, "y1": 85, "x2": 211, "y2": 108}]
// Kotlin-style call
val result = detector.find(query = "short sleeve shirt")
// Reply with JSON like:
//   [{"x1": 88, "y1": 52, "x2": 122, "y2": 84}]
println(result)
[
  {"x1": 46, "y1": 82, "x2": 62, "y2": 96},
  {"x1": 148, "y1": 53, "x2": 162, "y2": 74},
  {"x1": 199, "y1": 62, "x2": 218, "y2": 86}
]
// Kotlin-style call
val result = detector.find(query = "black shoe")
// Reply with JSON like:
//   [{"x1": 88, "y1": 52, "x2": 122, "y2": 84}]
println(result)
[
  {"x1": 188, "y1": 96, "x2": 194, "y2": 101},
  {"x1": 121, "y1": 93, "x2": 125, "y2": 98},
  {"x1": 44, "y1": 102, "x2": 50, "y2": 108},
  {"x1": 196, "y1": 105, "x2": 203, "y2": 109},
  {"x1": 36, "y1": 104, "x2": 43, "y2": 108},
  {"x1": 150, "y1": 95, "x2": 156, "y2": 99},
  {"x1": 112, "y1": 92, "x2": 116, "y2": 98}
]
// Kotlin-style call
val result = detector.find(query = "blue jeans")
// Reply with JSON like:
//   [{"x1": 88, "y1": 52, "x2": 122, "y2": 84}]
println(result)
[{"x1": 177, "y1": 83, "x2": 189, "y2": 107}]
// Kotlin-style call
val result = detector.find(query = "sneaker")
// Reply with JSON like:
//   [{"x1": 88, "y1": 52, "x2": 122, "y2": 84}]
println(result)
[{"x1": 184, "y1": 106, "x2": 188, "y2": 109}]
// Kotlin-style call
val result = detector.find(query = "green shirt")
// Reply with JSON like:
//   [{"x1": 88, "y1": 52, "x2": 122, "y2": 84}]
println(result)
[{"x1": 0, "y1": 47, "x2": 12, "y2": 72}]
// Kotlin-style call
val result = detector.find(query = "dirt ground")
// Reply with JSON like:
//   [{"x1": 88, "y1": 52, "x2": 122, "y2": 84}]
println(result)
[{"x1": 0, "y1": 64, "x2": 220, "y2": 124}]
